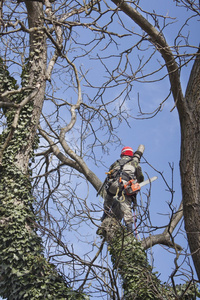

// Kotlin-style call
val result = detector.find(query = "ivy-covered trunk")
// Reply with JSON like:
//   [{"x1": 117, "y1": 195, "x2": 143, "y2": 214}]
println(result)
[
  {"x1": 0, "y1": 153, "x2": 81, "y2": 299},
  {"x1": 99, "y1": 217, "x2": 198, "y2": 299},
  {"x1": 0, "y1": 66, "x2": 85, "y2": 299},
  {"x1": 99, "y1": 218, "x2": 164, "y2": 299},
  {"x1": 0, "y1": 2, "x2": 85, "y2": 299}
]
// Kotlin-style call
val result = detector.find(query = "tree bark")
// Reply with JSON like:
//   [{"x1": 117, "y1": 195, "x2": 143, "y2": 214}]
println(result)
[
  {"x1": 0, "y1": 2, "x2": 85, "y2": 298},
  {"x1": 180, "y1": 50, "x2": 200, "y2": 280},
  {"x1": 14, "y1": 1, "x2": 47, "y2": 173}
]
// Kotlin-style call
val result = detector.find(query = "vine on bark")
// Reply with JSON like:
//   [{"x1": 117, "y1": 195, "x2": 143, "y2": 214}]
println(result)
[
  {"x1": 0, "y1": 60, "x2": 87, "y2": 299},
  {"x1": 99, "y1": 217, "x2": 199, "y2": 299}
]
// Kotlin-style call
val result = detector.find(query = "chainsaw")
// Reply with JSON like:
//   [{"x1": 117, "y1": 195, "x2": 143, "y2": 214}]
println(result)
[{"x1": 123, "y1": 176, "x2": 158, "y2": 195}]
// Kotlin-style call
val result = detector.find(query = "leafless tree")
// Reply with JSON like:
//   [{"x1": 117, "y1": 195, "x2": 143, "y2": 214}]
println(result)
[{"x1": 0, "y1": 0, "x2": 199, "y2": 299}]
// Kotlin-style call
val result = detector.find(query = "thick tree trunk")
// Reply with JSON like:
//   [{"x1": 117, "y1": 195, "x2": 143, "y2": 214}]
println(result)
[
  {"x1": 179, "y1": 51, "x2": 200, "y2": 280},
  {"x1": 0, "y1": 3, "x2": 85, "y2": 299},
  {"x1": 98, "y1": 218, "x2": 166, "y2": 299},
  {"x1": 14, "y1": 1, "x2": 47, "y2": 173},
  {"x1": 98, "y1": 218, "x2": 196, "y2": 299}
]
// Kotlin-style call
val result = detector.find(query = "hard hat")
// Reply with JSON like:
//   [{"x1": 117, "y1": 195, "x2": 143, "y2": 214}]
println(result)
[{"x1": 121, "y1": 147, "x2": 134, "y2": 157}]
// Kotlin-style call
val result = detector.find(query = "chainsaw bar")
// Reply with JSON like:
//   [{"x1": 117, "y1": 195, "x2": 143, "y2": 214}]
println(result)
[{"x1": 139, "y1": 176, "x2": 158, "y2": 188}]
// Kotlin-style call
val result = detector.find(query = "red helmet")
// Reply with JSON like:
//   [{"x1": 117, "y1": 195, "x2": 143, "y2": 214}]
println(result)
[{"x1": 121, "y1": 147, "x2": 134, "y2": 157}]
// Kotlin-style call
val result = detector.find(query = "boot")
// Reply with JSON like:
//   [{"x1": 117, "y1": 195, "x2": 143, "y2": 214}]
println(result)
[
  {"x1": 126, "y1": 223, "x2": 133, "y2": 233},
  {"x1": 101, "y1": 211, "x2": 107, "y2": 222}
]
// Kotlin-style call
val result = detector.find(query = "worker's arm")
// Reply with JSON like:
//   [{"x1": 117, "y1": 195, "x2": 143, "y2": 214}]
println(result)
[{"x1": 136, "y1": 165, "x2": 144, "y2": 183}]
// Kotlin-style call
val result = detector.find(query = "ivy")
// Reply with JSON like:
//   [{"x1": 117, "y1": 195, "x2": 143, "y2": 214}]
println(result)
[
  {"x1": 0, "y1": 59, "x2": 87, "y2": 299},
  {"x1": 109, "y1": 228, "x2": 162, "y2": 299},
  {"x1": 99, "y1": 218, "x2": 199, "y2": 299}
]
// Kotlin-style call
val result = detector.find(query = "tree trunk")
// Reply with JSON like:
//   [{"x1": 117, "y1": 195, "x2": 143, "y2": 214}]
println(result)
[
  {"x1": 0, "y1": 2, "x2": 85, "y2": 299},
  {"x1": 14, "y1": 1, "x2": 47, "y2": 174},
  {"x1": 98, "y1": 218, "x2": 196, "y2": 299},
  {"x1": 180, "y1": 50, "x2": 200, "y2": 280}
]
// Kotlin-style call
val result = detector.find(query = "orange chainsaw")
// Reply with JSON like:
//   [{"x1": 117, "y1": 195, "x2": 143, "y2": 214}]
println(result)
[{"x1": 123, "y1": 176, "x2": 158, "y2": 195}]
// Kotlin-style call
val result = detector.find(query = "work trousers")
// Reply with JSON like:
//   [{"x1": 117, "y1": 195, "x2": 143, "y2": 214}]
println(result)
[{"x1": 103, "y1": 192, "x2": 136, "y2": 227}]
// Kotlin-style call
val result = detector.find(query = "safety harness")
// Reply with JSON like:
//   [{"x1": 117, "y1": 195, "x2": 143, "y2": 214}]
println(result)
[{"x1": 105, "y1": 157, "x2": 141, "y2": 201}]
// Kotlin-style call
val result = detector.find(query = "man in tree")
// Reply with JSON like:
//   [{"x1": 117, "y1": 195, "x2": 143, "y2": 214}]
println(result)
[{"x1": 101, "y1": 146, "x2": 144, "y2": 233}]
